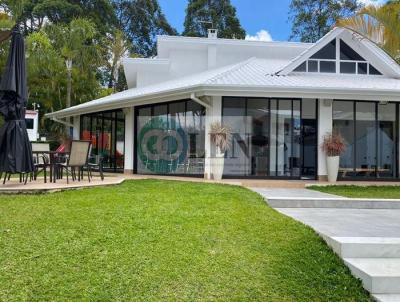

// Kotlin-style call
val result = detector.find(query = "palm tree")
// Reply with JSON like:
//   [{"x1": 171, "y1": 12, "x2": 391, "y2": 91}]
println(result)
[{"x1": 337, "y1": 2, "x2": 400, "y2": 62}]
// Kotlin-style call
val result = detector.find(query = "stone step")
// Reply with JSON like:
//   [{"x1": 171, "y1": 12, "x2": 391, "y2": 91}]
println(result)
[
  {"x1": 373, "y1": 294, "x2": 400, "y2": 302},
  {"x1": 323, "y1": 237, "x2": 400, "y2": 258},
  {"x1": 344, "y1": 258, "x2": 400, "y2": 294},
  {"x1": 266, "y1": 197, "x2": 400, "y2": 209}
]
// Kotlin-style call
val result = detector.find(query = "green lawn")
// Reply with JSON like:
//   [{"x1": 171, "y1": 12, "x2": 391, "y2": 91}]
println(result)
[
  {"x1": 0, "y1": 180, "x2": 371, "y2": 301},
  {"x1": 309, "y1": 185, "x2": 400, "y2": 199}
]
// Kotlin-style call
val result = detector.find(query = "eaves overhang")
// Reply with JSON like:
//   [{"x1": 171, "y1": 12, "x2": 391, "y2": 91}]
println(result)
[{"x1": 46, "y1": 84, "x2": 400, "y2": 119}]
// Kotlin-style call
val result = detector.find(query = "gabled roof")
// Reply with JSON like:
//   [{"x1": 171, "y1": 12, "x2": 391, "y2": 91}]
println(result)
[
  {"x1": 46, "y1": 56, "x2": 400, "y2": 119},
  {"x1": 277, "y1": 27, "x2": 400, "y2": 78}
]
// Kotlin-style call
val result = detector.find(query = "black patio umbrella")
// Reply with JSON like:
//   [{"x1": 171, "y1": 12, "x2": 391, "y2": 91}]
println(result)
[{"x1": 0, "y1": 27, "x2": 34, "y2": 177}]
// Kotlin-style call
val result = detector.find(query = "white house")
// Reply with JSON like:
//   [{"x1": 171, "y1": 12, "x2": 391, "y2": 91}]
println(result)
[
  {"x1": 25, "y1": 110, "x2": 39, "y2": 141},
  {"x1": 46, "y1": 27, "x2": 400, "y2": 180}
]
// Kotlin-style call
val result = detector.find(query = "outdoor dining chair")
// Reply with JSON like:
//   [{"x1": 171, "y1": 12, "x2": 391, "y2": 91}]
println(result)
[
  {"x1": 87, "y1": 144, "x2": 104, "y2": 181},
  {"x1": 57, "y1": 140, "x2": 91, "y2": 184},
  {"x1": 31, "y1": 142, "x2": 50, "y2": 183}
]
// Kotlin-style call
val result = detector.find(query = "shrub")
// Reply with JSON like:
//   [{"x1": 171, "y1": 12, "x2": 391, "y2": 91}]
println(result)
[
  {"x1": 209, "y1": 122, "x2": 231, "y2": 153},
  {"x1": 321, "y1": 131, "x2": 346, "y2": 157}
]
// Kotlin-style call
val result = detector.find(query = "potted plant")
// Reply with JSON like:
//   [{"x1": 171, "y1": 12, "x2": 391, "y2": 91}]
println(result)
[
  {"x1": 321, "y1": 131, "x2": 346, "y2": 182},
  {"x1": 209, "y1": 122, "x2": 231, "y2": 180}
]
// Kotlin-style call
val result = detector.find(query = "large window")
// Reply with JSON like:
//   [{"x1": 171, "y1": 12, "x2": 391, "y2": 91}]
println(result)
[
  {"x1": 294, "y1": 39, "x2": 382, "y2": 75},
  {"x1": 333, "y1": 101, "x2": 398, "y2": 179},
  {"x1": 135, "y1": 100, "x2": 206, "y2": 176},
  {"x1": 80, "y1": 110, "x2": 125, "y2": 172},
  {"x1": 222, "y1": 98, "x2": 317, "y2": 178}
]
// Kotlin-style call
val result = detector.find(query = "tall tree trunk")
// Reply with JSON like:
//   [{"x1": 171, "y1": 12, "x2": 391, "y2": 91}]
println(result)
[{"x1": 66, "y1": 59, "x2": 73, "y2": 135}]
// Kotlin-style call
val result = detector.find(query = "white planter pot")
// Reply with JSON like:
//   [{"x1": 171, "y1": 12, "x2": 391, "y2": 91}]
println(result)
[
  {"x1": 212, "y1": 152, "x2": 225, "y2": 180},
  {"x1": 326, "y1": 156, "x2": 340, "y2": 183}
]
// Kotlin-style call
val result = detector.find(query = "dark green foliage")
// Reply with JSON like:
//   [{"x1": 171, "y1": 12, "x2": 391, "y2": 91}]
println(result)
[
  {"x1": 1, "y1": 0, "x2": 116, "y2": 36},
  {"x1": 183, "y1": 0, "x2": 245, "y2": 39},
  {"x1": 0, "y1": 180, "x2": 372, "y2": 301},
  {"x1": 112, "y1": 0, "x2": 177, "y2": 57},
  {"x1": 289, "y1": 0, "x2": 361, "y2": 42}
]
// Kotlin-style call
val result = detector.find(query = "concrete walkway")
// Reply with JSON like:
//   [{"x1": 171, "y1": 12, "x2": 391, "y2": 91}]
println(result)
[
  {"x1": 277, "y1": 208, "x2": 400, "y2": 239},
  {"x1": 251, "y1": 187, "x2": 400, "y2": 302},
  {"x1": 251, "y1": 188, "x2": 343, "y2": 199}
]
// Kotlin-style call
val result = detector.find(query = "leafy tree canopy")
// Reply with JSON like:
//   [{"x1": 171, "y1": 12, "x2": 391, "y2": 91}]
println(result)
[
  {"x1": 112, "y1": 0, "x2": 177, "y2": 57},
  {"x1": 183, "y1": 0, "x2": 245, "y2": 39},
  {"x1": 289, "y1": 0, "x2": 361, "y2": 42}
]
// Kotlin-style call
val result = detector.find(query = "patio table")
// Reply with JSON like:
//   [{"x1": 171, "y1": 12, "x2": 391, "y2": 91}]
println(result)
[{"x1": 32, "y1": 151, "x2": 69, "y2": 183}]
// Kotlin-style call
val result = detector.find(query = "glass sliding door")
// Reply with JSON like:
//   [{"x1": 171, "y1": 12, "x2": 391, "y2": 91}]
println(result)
[
  {"x1": 333, "y1": 100, "x2": 398, "y2": 179},
  {"x1": 80, "y1": 109, "x2": 125, "y2": 172},
  {"x1": 301, "y1": 99, "x2": 317, "y2": 178},
  {"x1": 269, "y1": 100, "x2": 277, "y2": 176},
  {"x1": 292, "y1": 101, "x2": 301, "y2": 177},
  {"x1": 222, "y1": 97, "x2": 310, "y2": 179},
  {"x1": 355, "y1": 102, "x2": 376, "y2": 178},
  {"x1": 377, "y1": 103, "x2": 397, "y2": 178},
  {"x1": 222, "y1": 98, "x2": 247, "y2": 176},
  {"x1": 269, "y1": 99, "x2": 301, "y2": 177},
  {"x1": 247, "y1": 99, "x2": 269, "y2": 176},
  {"x1": 135, "y1": 100, "x2": 206, "y2": 176},
  {"x1": 333, "y1": 101, "x2": 355, "y2": 178}
]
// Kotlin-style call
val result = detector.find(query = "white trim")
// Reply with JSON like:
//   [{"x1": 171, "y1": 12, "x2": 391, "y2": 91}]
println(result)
[
  {"x1": 50, "y1": 117, "x2": 73, "y2": 128},
  {"x1": 157, "y1": 35, "x2": 313, "y2": 48},
  {"x1": 190, "y1": 93, "x2": 211, "y2": 109},
  {"x1": 278, "y1": 28, "x2": 400, "y2": 78},
  {"x1": 46, "y1": 83, "x2": 400, "y2": 119},
  {"x1": 278, "y1": 28, "x2": 344, "y2": 75}
]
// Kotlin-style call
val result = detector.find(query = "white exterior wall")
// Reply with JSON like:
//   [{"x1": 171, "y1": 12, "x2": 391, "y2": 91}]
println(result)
[
  {"x1": 318, "y1": 99, "x2": 333, "y2": 180},
  {"x1": 25, "y1": 111, "x2": 39, "y2": 141},
  {"x1": 124, "y1": 107, "x2": 135, "y2": 174},
  {"x1": 124, "y1": 37, "x2": 310, "y2": 89},
  {"x1": 204, "y1": 96, "x2": 222, "y2": 179},
  {"x1": 72, "y1": 116, "x2": 80, "y2": 140}
]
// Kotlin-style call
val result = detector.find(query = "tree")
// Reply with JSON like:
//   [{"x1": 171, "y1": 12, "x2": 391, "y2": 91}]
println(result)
[
  {"x1": 337, "y1": 2, "x2": 400, "y2": 62},
  {"x1": 183, "y1": 0, "x2": 245, "y2": 39},
  {"x1": 112, "y1": 0, "x2": 177, "y2": 57},
  {"x1": 104, "y1": 29, "x2": 129, "y2": 91},
  {"x1": 1, "y1": 0, "x2": 116, "y2": 36},
  {"x1": 289, "y1": 0, "x2": 361, "y2": 42},
  {"x1": 45, "y1": 18, "x2": 99, "y2": 110}
]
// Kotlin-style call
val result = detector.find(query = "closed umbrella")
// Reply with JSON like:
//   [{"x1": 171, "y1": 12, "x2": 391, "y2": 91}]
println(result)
[{"x1": 0, "y1": 27, "x2": 34, "y2": 180}]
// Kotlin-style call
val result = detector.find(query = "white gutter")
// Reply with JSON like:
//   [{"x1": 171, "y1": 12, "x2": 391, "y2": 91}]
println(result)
[
  {"x1": 190, "y1": 93, "x2": 211, "y2": 109},
  {"x1": 46, "y1": 83, "x2": 400, "y2": 119},
  {"x1": 50, "y1": 117, "x2": 73, "y2": 128}
]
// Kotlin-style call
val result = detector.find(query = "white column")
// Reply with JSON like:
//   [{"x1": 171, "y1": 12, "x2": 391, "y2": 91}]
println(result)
[
  {"x1": 72, "y1": 115, "x2": 80, "y2": 140},
  {"x1": 318, "y1": 99, "x2": 333, "y2": 180},
  {"x1": 204, "y1": 96, "x2": 222, "y2": 179},
  {"x1": 123, "y1": 107, "x2": 135, "y2": 174}
]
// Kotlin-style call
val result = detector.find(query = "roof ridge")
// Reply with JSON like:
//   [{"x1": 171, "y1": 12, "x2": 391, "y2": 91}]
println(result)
[{"x1": 205, "y1": 57, "x2": 256, "y2": 84}]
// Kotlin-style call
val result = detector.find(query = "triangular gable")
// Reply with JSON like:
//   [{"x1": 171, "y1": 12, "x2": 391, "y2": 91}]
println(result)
[{"x1": 277, "y1": 27, "x2": 400, "y2": 78}]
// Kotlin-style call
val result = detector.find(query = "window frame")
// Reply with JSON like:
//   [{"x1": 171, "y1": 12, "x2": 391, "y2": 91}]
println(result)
[{"x1": 292, "y1": 37, "x2": 383, "y2": 76}]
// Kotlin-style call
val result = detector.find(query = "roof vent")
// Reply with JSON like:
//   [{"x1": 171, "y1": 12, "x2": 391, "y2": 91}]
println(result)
[{"x1": 208, "y1": 29, "x2": 218, "y2": 39}]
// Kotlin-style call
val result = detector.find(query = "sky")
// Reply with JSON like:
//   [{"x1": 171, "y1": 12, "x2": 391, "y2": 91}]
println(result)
[{"x1": 158, "y1": 0, "x2": 386, "y2": 42}]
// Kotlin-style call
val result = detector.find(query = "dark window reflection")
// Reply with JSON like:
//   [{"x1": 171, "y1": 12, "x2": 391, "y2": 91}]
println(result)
[{"x1": 80, "y1": 110, "x2": 125, "y2": 172}]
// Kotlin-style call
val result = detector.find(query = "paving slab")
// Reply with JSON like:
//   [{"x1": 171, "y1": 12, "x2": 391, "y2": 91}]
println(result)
[
  {"x1": 277, "y1": 208, "x2": 400, "y2": 238},
  {"x1": 250, "y1": 188, "x2": 342, "y2": 198}
]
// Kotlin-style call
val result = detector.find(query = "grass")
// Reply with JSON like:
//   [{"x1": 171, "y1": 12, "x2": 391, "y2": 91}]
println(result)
[
  {"x1": 309, "y1": 185, "x2": 400, "y2": 199},
  {"x1": 0, "y1": 180, "x2": 371, "y2": 301}
]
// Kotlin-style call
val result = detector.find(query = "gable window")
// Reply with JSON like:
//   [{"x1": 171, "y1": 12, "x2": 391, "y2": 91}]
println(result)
[
  {"x1": 340, "y1": 40, "x2": 365, "y2": 61},
  {"x1": 311, "y1": 40, "x2": 336, "y2": 60},
  {"x1": 293, "y1": 38, "x2": 382, "y2": 75}
]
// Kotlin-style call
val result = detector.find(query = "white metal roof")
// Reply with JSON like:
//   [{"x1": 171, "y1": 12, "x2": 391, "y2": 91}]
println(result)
[
  {"x1": 47, "y1": 56, "x2": 400, "y2": 118},
  {"x1": 46, "y1": 28, "x2": 400, "y2": 119}
]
